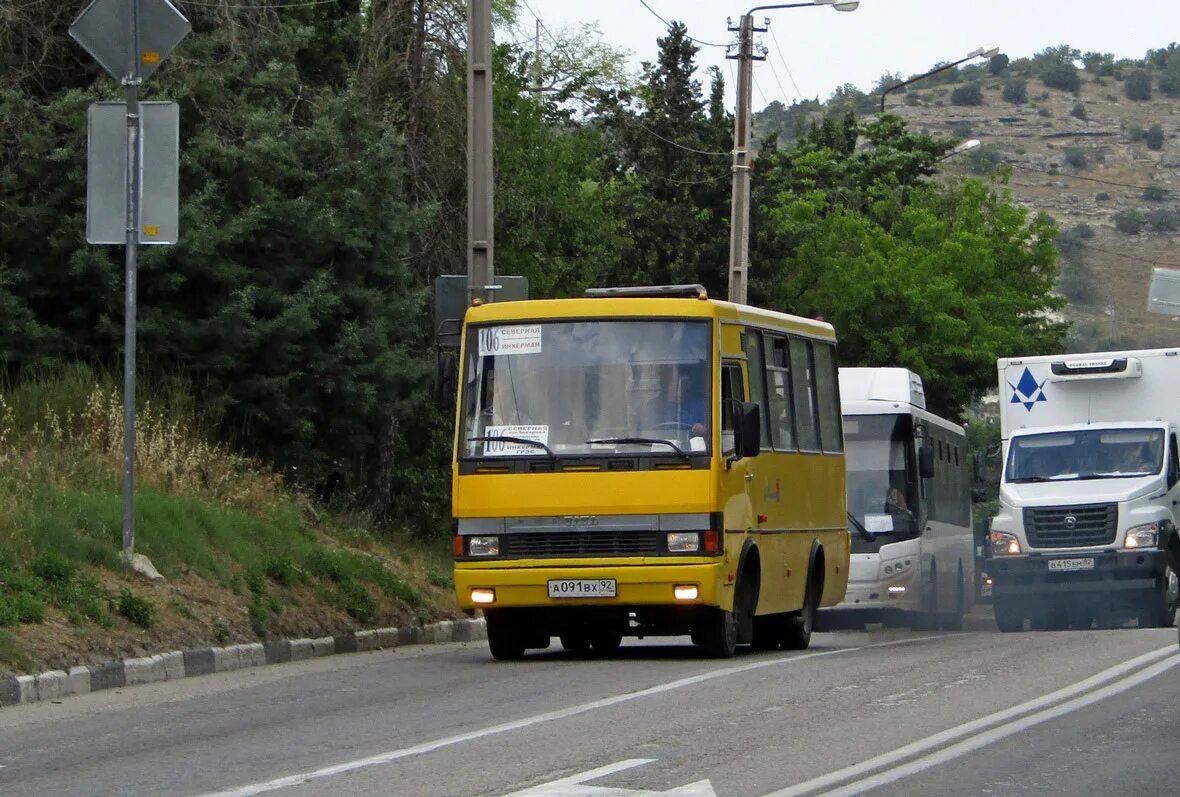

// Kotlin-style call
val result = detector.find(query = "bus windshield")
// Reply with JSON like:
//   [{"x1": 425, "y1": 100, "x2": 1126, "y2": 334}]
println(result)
[
  {"x1": 460, "y1": 319, "x2": 711, "y2": 458},
  {"x1": 843, "y1": 414, "x2": 920, "y2": 547},
  {"x1": 1006, "y1": 428, "x2": 1164, "y2": 482}
]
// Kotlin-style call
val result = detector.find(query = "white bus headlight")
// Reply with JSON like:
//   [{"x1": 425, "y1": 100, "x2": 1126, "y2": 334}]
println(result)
[
  {"x1": 1124, "y1": 522, "x2": 1160, "y2": 549},
  {"x1": 667, "y1": 532, "x2": 700, "y2": 552},
  {"x1": 467, "y1": 536, "x2": 500, "y2": 556},
  {"x1": 990, "y1": 531, "x2": 1022, "y2": 556}
]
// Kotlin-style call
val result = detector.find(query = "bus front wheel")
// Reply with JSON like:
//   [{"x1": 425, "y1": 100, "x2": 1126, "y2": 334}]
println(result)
[{"x1": 485, "y1": 610, "x2": 527, "y2": 661}]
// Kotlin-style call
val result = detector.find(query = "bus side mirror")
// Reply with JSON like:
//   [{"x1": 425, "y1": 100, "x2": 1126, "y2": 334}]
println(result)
[
  {"x1": 433, "y1": 351, "x2": 457, "y2": 410},
  {"x1": 738, "y1": 402, "x2": 761, "y2": 459},
  {"x1": 971, "y1": 486, "x2": 989, "y2": 503},
  {"x1": 919, "y1": 445, "x2": 935, "y2": 479},
  {"x1": 973, "y1": 452, "x2": 985, "y2": 483}
]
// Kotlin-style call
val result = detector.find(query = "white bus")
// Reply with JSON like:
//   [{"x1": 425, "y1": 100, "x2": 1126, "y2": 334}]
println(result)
[{"x1": 821, "y1": 368, "x2": 974, "y2": 630}]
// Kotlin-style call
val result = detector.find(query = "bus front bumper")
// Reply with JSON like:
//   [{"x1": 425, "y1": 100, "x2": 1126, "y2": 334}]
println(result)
[{"x1": 454, "y1": 561, "x2": 726, "y2": 611}]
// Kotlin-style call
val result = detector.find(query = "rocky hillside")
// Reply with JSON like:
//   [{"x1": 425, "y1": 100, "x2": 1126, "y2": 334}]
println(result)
[{"x1": 759, "y1": 47, "x2": 1180, "y2": 354}]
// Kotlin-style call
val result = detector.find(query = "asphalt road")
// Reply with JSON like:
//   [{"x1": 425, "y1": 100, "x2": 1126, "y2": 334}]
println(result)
[{"x1": 1, "y1": 614, "x2": 1176, "y2": 797}]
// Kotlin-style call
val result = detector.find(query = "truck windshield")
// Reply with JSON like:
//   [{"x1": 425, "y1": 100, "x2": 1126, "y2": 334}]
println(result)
[
  {"x1": 459, "y1": 319, "x2": 711, "y2": 458},
  {"x1": 1006, "y1": 428, "x2": 1165, "y2": 482},
  {"x1": 844, "y1": 414, "x2": 920, "y2": 549}
]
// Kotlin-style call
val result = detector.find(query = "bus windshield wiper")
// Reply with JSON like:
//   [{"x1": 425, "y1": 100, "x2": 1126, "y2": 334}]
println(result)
[
  {"x1": 586, "y1": 437, "x2": 690, "y2": 460},
  {"x1": 468, "y1": 436, "x2": 557, "y2": 459},
  {"x1": 848, "y1": 512, "x2": 876, "y2": 542}
]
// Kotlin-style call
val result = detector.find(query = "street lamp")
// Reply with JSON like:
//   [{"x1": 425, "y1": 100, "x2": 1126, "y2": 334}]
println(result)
[
  {"x1": 727, "y1": 0, "x2": 860, "y2": 305},
  {"x1": 879, "y1": 45, "x2": 1000, "y2": 113}
]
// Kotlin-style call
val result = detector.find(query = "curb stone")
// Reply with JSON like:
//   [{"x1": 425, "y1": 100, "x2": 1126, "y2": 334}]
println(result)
[{"x1": 0, "y1": 617, "x2": 487, "y2": 709}]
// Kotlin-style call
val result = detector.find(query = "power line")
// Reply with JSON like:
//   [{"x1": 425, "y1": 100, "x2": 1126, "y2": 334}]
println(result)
[
  {"x1": 1071, "y1": 242, "x2": 1180, "y2": 269},
  {"x1": 1013, "y1": 162, "x2": 1177, "y2": 195},
  {"x1": 763, "y1": 58, "x2": 791, "y2": 108},
  {"x1": 635, "y1": 0, "x2": 728, "y2": 48},
  {"x1": 767, "y1": 26, "x2": 804, "y2": 103},
  {"x1": 179, "y1": 0, "x2": 343, "y2": 8}
]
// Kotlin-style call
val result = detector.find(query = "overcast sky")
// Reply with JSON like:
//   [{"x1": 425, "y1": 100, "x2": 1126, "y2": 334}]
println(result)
[{"x1": 510, "y1": 0, "x2": 1180, "y2": 110}]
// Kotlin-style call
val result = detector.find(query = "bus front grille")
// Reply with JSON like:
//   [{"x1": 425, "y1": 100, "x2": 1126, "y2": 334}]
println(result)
[
  {"x1": 1023, "y1": 504, "x2": 1117, "y2": 548},
  {"x1": 503, "y1": 531, "x2": 665, "y2": 558}
]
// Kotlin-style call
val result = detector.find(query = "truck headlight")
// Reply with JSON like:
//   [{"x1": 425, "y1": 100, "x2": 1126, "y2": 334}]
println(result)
[
  {"x1": 990, "y1": 531, "x2": 1022, "y2": 556},
  {"x1": 1124, "y1": 522, "x2": 1160, "y2": 549},
  {"x1": 467, "y1": 536, "x2": 500, "y2": 556},
  {"x1": 667, "y1": 532, "x2": 700, "y2": 552}
]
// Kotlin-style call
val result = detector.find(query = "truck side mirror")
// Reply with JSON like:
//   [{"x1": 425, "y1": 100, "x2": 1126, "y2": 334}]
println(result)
[
  {"x1": 919, "y1": 445, "x2": 935, "y2": 479},
  {"x1": 738, "y1": 401, "x2": 761, "y2": 459},
  {"x1": 433, "y1": 351, "x2": 457, "y2": 410}
]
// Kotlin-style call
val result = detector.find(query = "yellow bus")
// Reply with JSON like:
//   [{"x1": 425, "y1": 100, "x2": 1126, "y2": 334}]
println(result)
[{"x1": 450, "y1": 285, "x2": 849, "y2": 659}]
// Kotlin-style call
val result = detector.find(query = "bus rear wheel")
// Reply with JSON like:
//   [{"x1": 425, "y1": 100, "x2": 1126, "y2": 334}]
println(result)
[
  {"x1": 559, "y1": 633, "x2": 592, "y2": 655},
  {"x1": 781, "y1": 574, "x2": 818, "y2": 650},
  {"x1": 485, "y1": 610, "x2": 527, "y2": 660},
  {"x1": 590, "y1": 632, "x2": 623, "y2": 655}
]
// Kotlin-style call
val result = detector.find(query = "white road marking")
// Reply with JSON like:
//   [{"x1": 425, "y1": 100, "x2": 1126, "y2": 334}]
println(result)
[
  {"x1": 200, "y1": 636, "x2": 941, "y2": 797},
  {"x1": 766, "y1": 645, "x2": 1180, "y2": 797},
  {"x1": 502, "y1": 757, "x2": 718, "y2": 796}
]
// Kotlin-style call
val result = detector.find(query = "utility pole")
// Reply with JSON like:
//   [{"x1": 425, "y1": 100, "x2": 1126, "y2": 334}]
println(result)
[
  {"x1": 467, "y1": 0, "x2": 495, "y2": 304},
  {"x1": 532, "y1": 18, "x2": 543, "y2": 94},
  {"x1": 726, "y1": 14, "x2": 764, "y2": 305}
]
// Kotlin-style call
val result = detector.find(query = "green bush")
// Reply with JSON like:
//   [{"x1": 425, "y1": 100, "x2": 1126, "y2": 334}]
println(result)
[
  {"x1": 11, "y1": 593, "x2": 45, "y2": 624},
  {"x1": 1063, "y1": 147, "x2": 1088, "y2": 169},
  {"x1": 951, "y1": 83, "x2": 983, "y2": 106},
  {"x1": 1146, "y1": 124, "x2": 1165, "y2": 150},
  {"x1": 1148, "y1": 208, "x2": 1180, "y2": 232},
  {"x1": 1113, "y1": 209, "x2": 1145, "y2": 234},
  {"x1": 1070, "y1": 102, "x2": 1087, "y2": 121},
  {"x1": 1095, "y1": 192, "x2": 1111, "y2": 201},
  {"x1": 116, "y1": 588, "x2": 155, "y2": 628},
  {"x1": 1128, "y1": 123, "x2": 1145, "y2": 142},
  {"x1": 0, "y1": 598, "x2": 20, "y2": 627},
  {"x1": 30, "y1": 552, "x2": 75, "y2": 585},
  {"x1": 1040, "y1": 62, "x2": 1081, "y2": 92},
  {"x1": 951, "y1": 121, "x2": 973, "y2": 139},
  {"x1": 1143, "y1": 185, "x2": 1169, "y2": 202},
  {"x1": 1124, "y1": 69, "x2": 1153, "y2": 100},
  {"x1": 264, "y1": 555, "x2": 303, "y2": 587}
]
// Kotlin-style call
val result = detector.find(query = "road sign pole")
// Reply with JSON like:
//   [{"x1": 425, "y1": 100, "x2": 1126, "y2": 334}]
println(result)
[{"x1": 121, "y1": 3, "x2": 143, "y2": 559}]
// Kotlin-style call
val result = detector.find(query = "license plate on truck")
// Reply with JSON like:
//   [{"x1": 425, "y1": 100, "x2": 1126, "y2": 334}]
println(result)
[
  {"x1": 1047, "y1": 558, "x2": 1096, "y2": 572},
  {"x1": 547, "y1": 579, "x2": 617, "y2": 598}
]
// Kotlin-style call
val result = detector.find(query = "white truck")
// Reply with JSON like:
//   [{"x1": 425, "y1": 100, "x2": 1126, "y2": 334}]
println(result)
[{"x1": 989, "y1": 348, "x2": 1180, "y2": 631}]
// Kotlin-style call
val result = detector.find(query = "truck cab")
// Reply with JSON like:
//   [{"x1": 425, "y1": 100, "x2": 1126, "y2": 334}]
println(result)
[{"x1": 989, "y1": 350, "x2": 1180, "y2": 631}]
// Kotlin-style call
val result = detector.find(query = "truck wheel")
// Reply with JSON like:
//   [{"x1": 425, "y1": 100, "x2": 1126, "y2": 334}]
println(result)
[
  {"x1": 1144, "y1": 556, "x2": 1179, "y2": 628},
  {"x1": 485, "y1": 610, "x2": 527, "y2": 660},
  {"x1": 994, "y1": 598, "x2": 1025, "y2": 632}
]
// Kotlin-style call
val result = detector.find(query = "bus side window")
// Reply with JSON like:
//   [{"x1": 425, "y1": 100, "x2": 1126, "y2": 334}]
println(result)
[
  {"x1": 789, "y1": 337, "x2": 819, "y2": 452},
  {"x1": 721, "y1": 362, "x2": 744, "y2": 455},
  {"x1": 764, "y1": 335, "x2": 796, "y2": 451},
  {"x1": 742, "y1": 329, "x2": 772, "y2": 449},
  {"x1": 812, "y1": 342, "x2": 843, "y2": 453},
  {"x1": 1170, "y1": 434, "x2": 1180, "y2": 488}
]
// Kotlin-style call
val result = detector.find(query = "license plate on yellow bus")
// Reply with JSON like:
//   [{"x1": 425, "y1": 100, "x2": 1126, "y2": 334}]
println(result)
[
  {"x1": 547, "y1": 579, "x2": 617, "y2": 598},
  {"x1": 1047, "y1": 558, "x2": 1095, "y2": 571}
]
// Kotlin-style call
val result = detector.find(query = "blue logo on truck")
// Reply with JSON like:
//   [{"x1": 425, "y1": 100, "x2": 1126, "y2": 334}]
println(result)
[{"x1": 1009, "y1": 367, "x2": 1047, "y2": 411}]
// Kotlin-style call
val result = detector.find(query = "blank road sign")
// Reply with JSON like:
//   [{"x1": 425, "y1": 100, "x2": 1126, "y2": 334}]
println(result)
[
  {"x1": 69, "y1": 0, "x2": 191, "y2": 82},
  {"x1": 87, "y1": 101, "x2": 180, "y2": 245}
]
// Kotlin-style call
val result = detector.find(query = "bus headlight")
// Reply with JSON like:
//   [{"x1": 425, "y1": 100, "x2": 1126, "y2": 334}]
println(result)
[
  {"x1": 1124, "y1": 522, "x2": 1160, "y2": 549},
  {"x1": 990, "y1": 531, "x2": 1022, "y2": 556},
  {"x1": 667, "y1": 532, "x2": 700, "y2": 552},
  {"x1": 467, "y1": 536, "x2": 500, "y2": 556}
]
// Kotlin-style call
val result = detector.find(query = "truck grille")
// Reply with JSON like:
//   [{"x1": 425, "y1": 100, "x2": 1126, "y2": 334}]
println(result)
[
  {"x1": 502, "y1": 531, "x2": 665, "y2": 558},
  {"x1": 1023, "y1": 504, "x2": 1117, "y2": 548}
]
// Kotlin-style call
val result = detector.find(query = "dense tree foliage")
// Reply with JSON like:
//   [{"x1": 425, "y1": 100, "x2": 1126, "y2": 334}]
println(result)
[{"x1": 2, "y1": 3, "x2": 1070, "y2": 533}]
